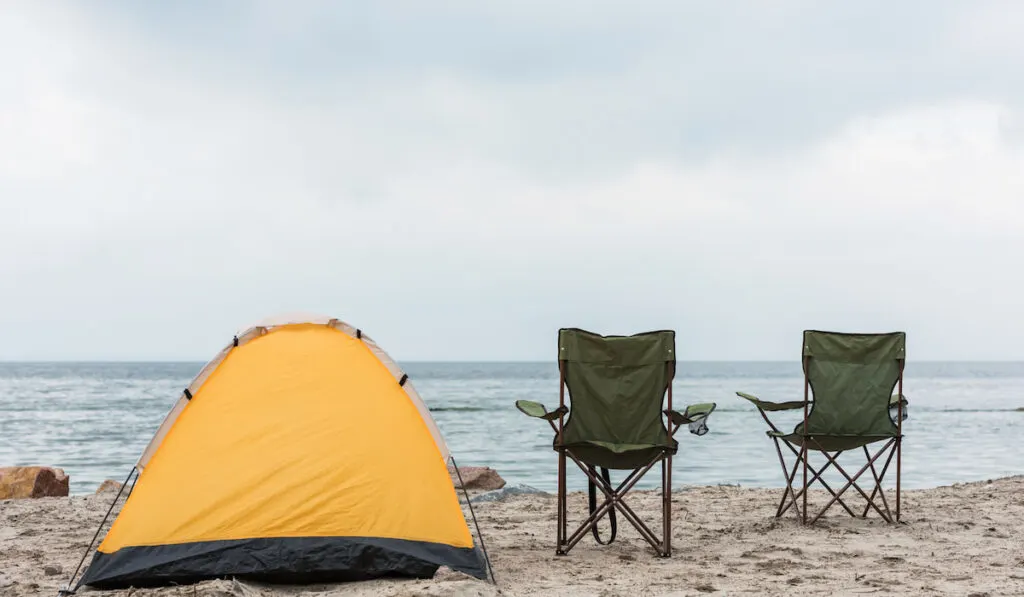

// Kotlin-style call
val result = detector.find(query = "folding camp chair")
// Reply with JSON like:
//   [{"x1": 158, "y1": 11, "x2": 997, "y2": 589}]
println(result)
[
  {"x1": 737, "y1": 330, "x2": 908, "y2": 525},
  {"x1": 515, "y1": 328, "x2": 716, "y2": 557}
]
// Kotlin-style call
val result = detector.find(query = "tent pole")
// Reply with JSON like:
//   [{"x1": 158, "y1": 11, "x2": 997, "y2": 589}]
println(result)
[
  {"x1": 57, "y1": 466, "x2": 138, "y2": 596},
  {"x1": 450, "y1": 455, "x2": 497, "y2": 585}
]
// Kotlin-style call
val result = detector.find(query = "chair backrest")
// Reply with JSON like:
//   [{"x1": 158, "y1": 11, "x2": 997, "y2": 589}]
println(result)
[
  {"x1": 558, "y1": 328, "x2": 675, "y2": 448},
  {"x1": 800, "y1": 330, "x2": 906, "y2": 438}
]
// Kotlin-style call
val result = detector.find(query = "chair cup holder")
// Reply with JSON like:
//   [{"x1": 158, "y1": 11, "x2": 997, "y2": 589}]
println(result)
[{"x1": 888, "y1": 403, "x2": 908, "y2": 424}]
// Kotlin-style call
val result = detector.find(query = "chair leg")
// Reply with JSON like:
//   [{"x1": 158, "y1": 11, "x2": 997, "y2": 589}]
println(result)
[
  {"x1": 801, "y1": 444, "x2": 809, "y2": 525},
  {"x1": 565, "y1": 468, "x2": 649, "y2": 552},
  {"x1": 777, "y1": 438, "x2": 901, "y2": 525},
  {"x1": 775, "y1": 443, "x2": 834, "y2": 518},
  {"x1": 896, "y1": 435, "x2": 902, "y2": 522},
  {"x1": 808, "y1": 439, "x2": 897, "y2": 525},
  {"x1": 662, "y1": 454, "x2": 672, "y2": 557},
  {"x1": 787, "y1": 457, "x2": 860, "y2": 519},
  {"x1": 557, "y1": 449, "x2": 567, "y2": 555},
  {"x1": 774, "y1": 440, "x2": 803, "y2": 519},
  {"x1": 774, "y1": 440, "x2": 859, "y2": 520},
  {"x1": 861, "y1": 444, "x2": 897, "y2": 520},
  {"x1": 560, "y1": 451, "x2": 667, "y2": 555},
  {"x1": 856, "y1": 438, "x2": 899, "y2": 521}
]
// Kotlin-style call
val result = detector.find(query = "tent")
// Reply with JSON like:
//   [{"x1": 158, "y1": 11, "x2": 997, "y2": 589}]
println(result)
[{"x1": 68, "y1": 314, "x2": 490, "y2": 590}]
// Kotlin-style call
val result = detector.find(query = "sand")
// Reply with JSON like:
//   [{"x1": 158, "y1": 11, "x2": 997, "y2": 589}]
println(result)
[{"x1": 3, "y1": 477, "x2": 1024, "y2": 597}]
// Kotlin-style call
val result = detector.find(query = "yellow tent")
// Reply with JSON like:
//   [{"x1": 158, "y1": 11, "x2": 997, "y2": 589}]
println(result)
[{"x1": 76, "y1": 314, "x2": 489, "y2": 589}]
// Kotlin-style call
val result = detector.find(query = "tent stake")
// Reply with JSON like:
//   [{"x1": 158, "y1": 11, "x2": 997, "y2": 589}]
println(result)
[
  {"x1": 57, "y1": 466, "x2": 138, "y2": 596},
  {"x1": 450, "y1": 456, "x2": 496, "y2": 585}
]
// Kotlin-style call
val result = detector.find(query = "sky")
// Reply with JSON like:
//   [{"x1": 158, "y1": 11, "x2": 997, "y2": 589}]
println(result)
[{"x1": 2, "y1": 1, "x2": 1024, "y2": 361}]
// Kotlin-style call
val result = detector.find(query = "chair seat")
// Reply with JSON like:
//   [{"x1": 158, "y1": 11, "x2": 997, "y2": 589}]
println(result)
[
  {"x1": 768, "y1": 431, "x2": 896, "y2": 452},
  {"x1": 559, "y1": 440, "x2": 675, "y2": 470}
]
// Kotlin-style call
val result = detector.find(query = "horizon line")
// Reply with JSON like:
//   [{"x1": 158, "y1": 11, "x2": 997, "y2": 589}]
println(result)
[{"x1": 3, "y1": 359, "x2": 1024, "y2": 364}]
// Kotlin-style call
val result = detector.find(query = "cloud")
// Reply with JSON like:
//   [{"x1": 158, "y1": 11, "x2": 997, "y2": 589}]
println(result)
[{"x1": 1, "y1": 2, "x2": 1023, "y2": 361}]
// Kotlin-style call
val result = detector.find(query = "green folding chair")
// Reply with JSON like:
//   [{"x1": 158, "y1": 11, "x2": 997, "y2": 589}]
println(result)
[
  {"x1": 737, "y1": 330, "x2": 908, "y2": 525},
  {"x1": 516, "y1": 328, "x2": 716, "y2": 556}
]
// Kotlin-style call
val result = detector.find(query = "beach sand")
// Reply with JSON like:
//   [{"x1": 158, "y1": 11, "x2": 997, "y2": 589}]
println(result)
[{"x1": 3, "y1": 476, "x2": 1024, "y2": 596}]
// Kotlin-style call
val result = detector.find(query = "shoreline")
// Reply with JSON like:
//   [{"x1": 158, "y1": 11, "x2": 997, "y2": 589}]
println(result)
[{"x1": 3, "y1": 475, "x2": 1023, "y2": 596}]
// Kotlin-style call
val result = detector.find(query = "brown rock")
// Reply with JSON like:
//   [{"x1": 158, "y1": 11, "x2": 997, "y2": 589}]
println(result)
[
  {"x1": 0, "y1": 466, "x2": 70, "y2": 499},
  {"x1": 95, "y1": 479, "x2": 123, "y2": 494},
  {"x1": 449, "y1": 466, "x2": 506, "y2": 491}
]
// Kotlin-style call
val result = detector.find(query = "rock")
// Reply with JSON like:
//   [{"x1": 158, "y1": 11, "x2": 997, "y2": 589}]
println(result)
[
  {"x1": 44, "y1": 565, "x2": 62, "y2": 576},
  {"x1": 0, "y1": 466, "x2": 69, "y2": 499},
  {"x1": 95, "y1": 479, "x2": 123, "y2": 494},
  {"x1": 449, "y1": 466, "x2": 506, "y2": 491}
]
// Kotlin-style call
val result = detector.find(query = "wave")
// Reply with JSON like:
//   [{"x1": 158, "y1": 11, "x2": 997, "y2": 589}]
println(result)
[{"x1": 428, "y1": 406, "x2": 491, "y2": 412}]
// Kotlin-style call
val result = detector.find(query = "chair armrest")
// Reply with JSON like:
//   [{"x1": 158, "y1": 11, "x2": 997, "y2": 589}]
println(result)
[
  {"x1": 736, "y1": 391, "x2": 806, "y2": 411},
  {"x1": 515, "y1": 400, "x2": 567, "y2": 421}
]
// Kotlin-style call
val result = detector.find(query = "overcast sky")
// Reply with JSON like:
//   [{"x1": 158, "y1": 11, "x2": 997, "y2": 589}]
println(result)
[{"x1": 3, "y1": 1, "x2": 1024, "y2": 361}]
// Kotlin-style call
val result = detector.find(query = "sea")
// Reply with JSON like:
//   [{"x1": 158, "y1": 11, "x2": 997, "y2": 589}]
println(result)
[{"x1": 1, "y1": 361, "x2": 1022, "y2": 496}]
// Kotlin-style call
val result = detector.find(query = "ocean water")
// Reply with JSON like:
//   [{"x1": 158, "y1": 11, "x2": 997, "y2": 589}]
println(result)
[{"x1": 1, "y1": 361, "x2": 1022, "y2": 495}]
